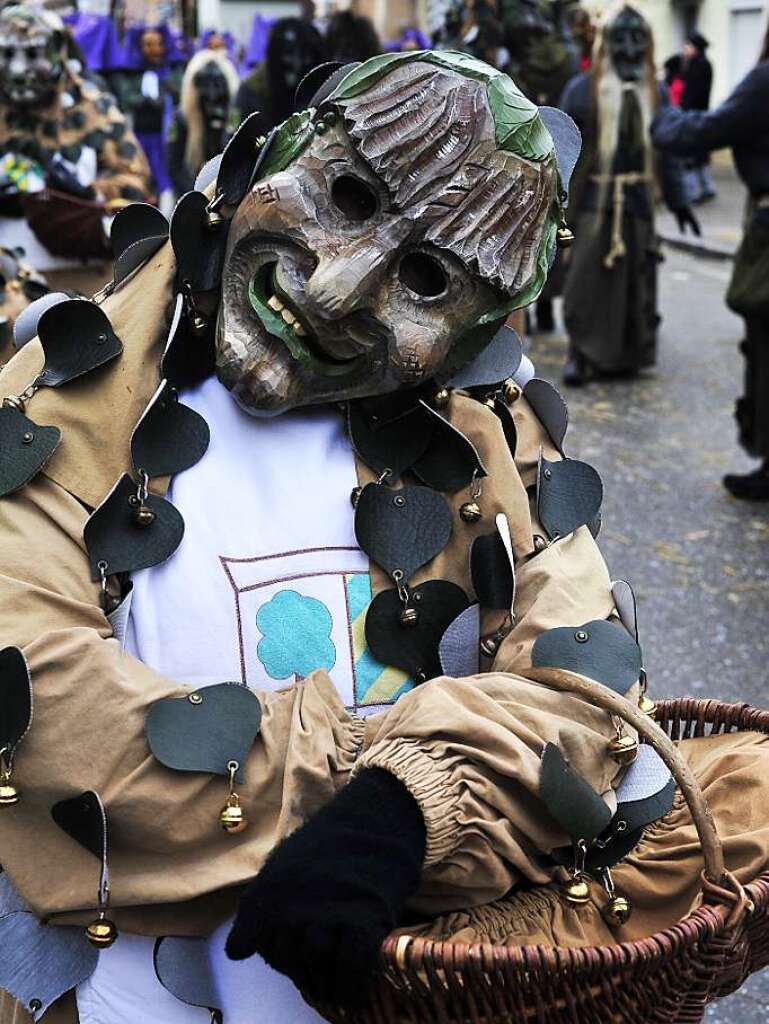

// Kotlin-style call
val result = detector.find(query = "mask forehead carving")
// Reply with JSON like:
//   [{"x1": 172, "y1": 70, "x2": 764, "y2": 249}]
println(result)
[{"x1": 217, "y1": 55, "x2": 560, "y2": 416}]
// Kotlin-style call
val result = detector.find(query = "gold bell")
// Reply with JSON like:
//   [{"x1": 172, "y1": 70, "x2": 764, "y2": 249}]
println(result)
[
  {"x1": 220, "y1": 796, "x2": 247, "y2": 835},
  {"x1": 2, "y1": 394, "x2": 25, "y2": 413},
  {"x1": 562, "y1": 876, "x2": 591, "y2": 905},
  {"x1": 459, "y1": 501, "x2": 482, "y2": 524},
  {"x1": 603, "y1": 894, "x2": 632, "y2": 928},
  {"x1": 502, "y1": 379, "x2": 521, "y2": 404},
  {"x1": 480, "y1": 634, "x2": 499, "y2": 658},
  {"x1": 638, "y1": 693, "x2": 657, "y2": 718},
  {"x1": 434, "y1": 387, "x2": 451, "y2": 408},
  {"x1": 608, "y1": 733, "x2": 639, "y2": 767},
  {"x1": 556, "y1": 225, "x2": 575, "y2": 249},
  {"x1": 400, "y1": 606, "x2": 420, "y2": 628},
  {"x1": 191, "y1": 314, "x2": 209, "y2": 336},
  {"x1": 205, "y1": 208, "x2": 224, "y2": 230},
  {"x1": 132, "y1": 503, "x2": 156, "y2": 528},
  {"x1": 86, "y1": 916, "x2": 118, "y2": 949},
  {"x1": 0, "y1": 782, "x2": 19, "y2": 806}
]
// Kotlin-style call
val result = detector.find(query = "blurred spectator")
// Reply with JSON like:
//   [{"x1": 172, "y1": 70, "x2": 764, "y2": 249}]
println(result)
[
  {"x1": 681, "y1": 31, "x2": 716, "y2": 202},
  {"x1": 387, "y1": 27, "x2": 430, "y2": 52},
  {"x1": 168, "y1": 49, "x2": 238, "y2": 195},
  {"x1": 663, "y1": 54, "x2": 684, "y2": 106},
  {"x1": 325, "y1": 10, "x2": 381, "y2": 63},
  {"x1": 652, "y1": 21, "x2": 769, "y2": 499},
  {"x1": 235, "y1": 18, "x2": 325, "y2": 133}
]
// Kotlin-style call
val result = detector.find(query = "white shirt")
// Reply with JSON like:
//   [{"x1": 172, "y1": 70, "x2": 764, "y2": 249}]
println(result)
[{"x1": 77, "y1": 377, "x2": 413, "y2": 1023}]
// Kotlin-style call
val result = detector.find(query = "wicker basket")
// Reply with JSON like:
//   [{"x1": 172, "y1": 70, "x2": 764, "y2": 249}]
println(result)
[{"x1": 318, "y1": 694, "x2": 769, "y2": 1024}]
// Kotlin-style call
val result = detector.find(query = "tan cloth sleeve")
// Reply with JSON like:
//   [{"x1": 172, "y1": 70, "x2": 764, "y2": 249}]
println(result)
[{"x1": 0, "y1": 475, "x2": 364, "y2": 929}]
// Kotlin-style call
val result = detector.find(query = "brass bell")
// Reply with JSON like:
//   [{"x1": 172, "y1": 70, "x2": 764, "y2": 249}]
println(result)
[
  {"x1": 132, "y1": 503, "x2": 156, "y2": 528},
  {"x1": 480, "y1": 635, "x2": 499, "y2": 658},
  {"x1": 86, "y1": 916, "x2": 118, "y2": 949},
  {"x1": 502, "y1": 379, "x2": 521, "y2": 404},
  {"x1": 0, "y1": 782, "x2": 19, "y2": 807},
  {"x1": 557, "y1": 225, "x2": 575, "y2": 249},
  {"x1": 220, "y1": 796, "x2": 248, "y2": 835},
  {"x1": 434, "y1": 387, "x2": 451, "y2": 408},
  {"x1": 608, "y1": 733, "x2": 639, "y2": 767},
  {"x1": 2, "y1": 394, "x2": 24, "y2": 413},
  {"x1": 459, "y1": 501, "x2": 482, "y2": 524},
  {"x1": 562, "y1": 876, "x2": 590, "y2": 905},
  {"x1": 603, "y1": 894, "x2": 632, "y2": 928},
  {"x1": 400, "y1": 606, "x2": 420, "y2": 628},
  {"x1": 191, "y1": 314, "x2": 209, "y2": 335},
  {"x1": 638, "y1": 693, "x2": 657, "y2": 718},
  {"x1": 205, "y1": 208, "x2": 224, "y2": 230}
]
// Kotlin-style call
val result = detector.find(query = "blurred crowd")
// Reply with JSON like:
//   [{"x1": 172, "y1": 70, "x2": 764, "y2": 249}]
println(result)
[{"x1": 1, "y1": 0, "x2": 768, "y2": 497}]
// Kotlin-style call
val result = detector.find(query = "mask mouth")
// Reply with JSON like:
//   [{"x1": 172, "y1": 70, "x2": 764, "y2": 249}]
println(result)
[{"x1": 248, "y1": 261, "x2": 369, "y2": 379}]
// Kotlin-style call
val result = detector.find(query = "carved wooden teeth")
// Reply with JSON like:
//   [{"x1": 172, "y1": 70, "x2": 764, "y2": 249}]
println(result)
[
  {"x1": 281, "y1": 308, "x2": 296, "y2": 325},
  {"x1": 267, "y1": 295, "x2": 283, "y2": 312},
  {"x1": 267, "y1": 293, "x2": 307, "y2": 336}
]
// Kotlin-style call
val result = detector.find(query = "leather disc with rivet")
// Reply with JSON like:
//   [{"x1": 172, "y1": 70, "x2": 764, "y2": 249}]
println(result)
[
  {"x1": 412, "y1": 401, "x2": 487, "y2": 493},
  {"x1": 0, "y1": 646, "x2": 32, "y2": 754},
  {"x1": 539, "y1": 743, "x2": 613, "y2": 843},
  {"x1": 354, "y1": 483, "x2": 452, "y2": 581},
  {"x1": 524, "y1": 378, "x2": 568, "y2": 454},
  {"x1": 0, "y1": 405, "x2": 60, "y2": 498},
  {"x1": 366, "y1": 580, "x2": 469, "y2": 681},
  {"x1": 145, "y1": 683, "x2": 262, "y2": 783},
  {"x1": 160, "y1": 294, "x2": 216, "y2": 389},
  {"x1": 84, "y1": 473, "x2": 185, "y2": 580},
  {"x1": 447, "y1": 325, "x2": 523, "y2": 391},
  {"x1": 131, "y1": 380, "x2": 210, "y2": 479},
  {"x1": 35, "y1": 299, "x2": 123, "y2": 388},
  {"x1": 537, "y1": 454, "x2": 603, "y2": 541},
  {"x1": 51, "y1": 790, "x2": 107, "y2": 862},
  {"x1": 170, "y1": 191, "x2": 228, "y2": 293},
  {"x1": 532, "y1": 619, "x2": 642, "y2": 695},
  {"x1": 347, "y1": 401, "x2": 432, "y2": 480},
  {"x1": 111, "y1": 202, "x2": 168, "y2": 261},
  {"x1": 438, "y1": 603, "x2": 481, "y2": 678},
  {"x1": 13, "y1": 292, "x2": 69, "y2": 351}
]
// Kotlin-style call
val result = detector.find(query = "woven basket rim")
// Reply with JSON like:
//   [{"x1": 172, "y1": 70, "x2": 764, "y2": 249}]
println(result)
[{"x1": 382, "y1": 696, "x2": 769, "y2": 978}]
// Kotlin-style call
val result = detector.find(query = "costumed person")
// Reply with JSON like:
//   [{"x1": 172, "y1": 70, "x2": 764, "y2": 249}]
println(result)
[
  {"x1": 112, "y1": 24, "x2": 185, "y2": 203},
  {"x1": 167, "y1": 49, "x2": 239, "y2": 197},
  {"x1": 325, "y1": 10, "x2": 381, "y2": 63},
  {"x1": 0, "y1": 246, "x2": 49, "y2": 361},
  {"x1": 235, "y1": 18, "x2": 325, "y2": 133},
  {"x1": 680, "y1": 31, "x2": 716, "y2": 204},
  {"x1": 652, "y1": 21, "x2": 769, "y2": 500},
  {"x1": 2, "y1": 48, "x2": 769, "y2": 1024},
  {"x1": 559, "y1": 2, "x2": 699, "y2": 386},
  {"x1": 0, "y1": 4, "x2": 152, "y2": 263}
]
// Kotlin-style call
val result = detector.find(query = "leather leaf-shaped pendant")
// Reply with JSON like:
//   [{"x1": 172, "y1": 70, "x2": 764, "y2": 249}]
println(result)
[
  {"x1": 532, "y1": 619, "x2": 642, "y2": 696},
  {"x1": 111, "y1": 202, "x2": 168, "y2": 286},
  {"x1": 84, "y1": 473, "x2": 185, "y2": 580},
  {"x1": 171, "y1": 191, "x2": 228, "y2": 293},
  {"x1": 524, "y1": 378, "x2": 568, "y2": 454},
  {"x1": 216, "y1": 114, "x2": 272, "y2": 206},
  {"x1": 161, "y1": 294, "x2": 216, "y2": 389},
  {"x1": 0, "y1": 405, "x2": 60, "y2": 498},
  {"x1": 154, "y1": 936, "x2": 221, "y2": 1015},
  {"x1": 447, "y1": 325, "x2": 523, "y2": 391},
  {"x1": 131, "y1": 380, "x2": 210, "y2": 479},
  {"x1": 366, "y1": 581, "x2": 469, "y2": 681},
  {"x1": 438, "y1": 603, "x2": 481, "y2": 678},
  {"x1": 51, "y1": 790, "x2": 107, "y2": 863},
  {"x1": 347, "y1": 401, "x2": 432, "y2": 480},
  {"x1": 145, "y1": 683, "x2": 262, "y2": 783},
  {"x1": 35, "y1": 299, "x2": 122, "y2": 389},
  {"x1": 536, "y1": 453, "x2": 603, "y2": 541},
  {"x1": 471, "y1": 514, "x2": 515, "y2": 611},
  {"x1": 539, "y1": 743, "x2": 613, "y2": 843},
  {"x1": 354, "y1": 483, "x2": 452, "y2": 581},
  {"x1": 0, "y1": 647, "x2": 32, "y2": 755},
  {"x1": 411, "y1": 401, "x2": 487, "y2": 493}
]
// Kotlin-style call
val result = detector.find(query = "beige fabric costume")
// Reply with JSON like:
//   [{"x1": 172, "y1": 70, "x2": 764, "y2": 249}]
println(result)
[{"x1": 2, "y1": 244, "x2": 769, "y2": 1022}]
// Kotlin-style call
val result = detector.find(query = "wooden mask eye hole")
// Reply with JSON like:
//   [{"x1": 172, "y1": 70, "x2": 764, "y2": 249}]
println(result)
[
  {"x1": 399, "y1": 251, "x2": 448, "y2": 299},
  {"x1": 331, "y1": 175, "x2": 378, "y2": 222}
]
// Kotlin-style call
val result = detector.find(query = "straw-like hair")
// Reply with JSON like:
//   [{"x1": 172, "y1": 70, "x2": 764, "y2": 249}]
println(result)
[{"x1": 179, "y1": 48, "x2": 239, "y2": 176}]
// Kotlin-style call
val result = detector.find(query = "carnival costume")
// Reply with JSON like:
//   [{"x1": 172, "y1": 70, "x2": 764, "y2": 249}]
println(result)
[{"x1": 0, "y1": 50, "x2": 768, "y2": 1024}]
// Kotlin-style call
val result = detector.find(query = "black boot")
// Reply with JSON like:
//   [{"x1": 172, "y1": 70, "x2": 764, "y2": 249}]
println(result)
[
  {"x1": 563, "y1": 346, "x2": 588, "y2": 387},
  {"x1": 723, "y1": 462, "x2": 769, "y2": 500},
  {"x1": 536, "y1": 298, "x2": 555, "y2": 333}
]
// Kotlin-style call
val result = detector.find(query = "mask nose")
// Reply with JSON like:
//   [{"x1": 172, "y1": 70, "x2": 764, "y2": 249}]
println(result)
[{"x1": 304, "y1": 242, "x2": 389, "y2": 320}]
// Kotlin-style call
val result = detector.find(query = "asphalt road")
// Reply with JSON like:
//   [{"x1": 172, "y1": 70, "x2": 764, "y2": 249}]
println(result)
[{"x1": 530, "y1": 246, "x2": 769, "y2": 1022}]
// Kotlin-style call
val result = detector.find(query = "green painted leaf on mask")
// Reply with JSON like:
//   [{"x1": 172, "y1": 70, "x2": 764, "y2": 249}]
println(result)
[
  {"x1": 487, "y1": 76, "x2": 554, "y2": 162},
  {"x1": 256, "y1": 110, "x2": 315, "y2": 180}
]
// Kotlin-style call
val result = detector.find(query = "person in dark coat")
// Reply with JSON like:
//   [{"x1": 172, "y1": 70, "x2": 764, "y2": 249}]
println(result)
[
  {"x1": 560, "y1": 2, "x2": 697, "y2": 386},
  {"x1": 235, "y1": 18, "x2": 325, "y2": 133},
  {"x1": 652, "y1": 24, "x2": 769, "y2": 499},
  {"x1": 680, "y1": 31, "x2": 716, "y2": 202}
]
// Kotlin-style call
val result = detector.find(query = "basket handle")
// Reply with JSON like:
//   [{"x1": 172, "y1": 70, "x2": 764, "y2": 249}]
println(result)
[{"x1": 527, "y1": 666, "x2": 751, "y2": 920}]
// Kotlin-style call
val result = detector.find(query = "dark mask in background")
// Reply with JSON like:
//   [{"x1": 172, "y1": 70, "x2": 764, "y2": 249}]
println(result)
[
  {"x1": 194, "y1": 61, "x2": 229, "y2": 135},
  {"x1": 606, "y1": 6, "x2": 649, "y2": 82},
  {"x1": 0, "y1": 6, "x2": 65, "y2": 109},
  {"x1": 266, "y1": 17, "x2": 326, "y2": 118}
]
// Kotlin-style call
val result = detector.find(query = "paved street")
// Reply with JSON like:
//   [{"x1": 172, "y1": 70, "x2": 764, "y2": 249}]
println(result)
[{"x1": 529, "y1": 205, "x2": 769, "y2": 1020}]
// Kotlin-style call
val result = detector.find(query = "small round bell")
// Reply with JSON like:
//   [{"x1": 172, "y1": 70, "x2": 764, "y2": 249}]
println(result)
[
  {"x1": 502, "y1": 379, "x2": 521, "y2": 404},
  {"x1": 2, "y1": 394, "x2": 24, "y2": 413},
  {"x1": 562, "y1": 877, "x2": 590, "y2": 905},
  {"x1": 399, "y1": 606, "x2": 420, "y2": 628},
  {"x1": 0, "y1": 782, "x2": 19, "y2": 806},
  {"x1": 459, "y1": 501, "x2": 482, "y2": 524},
  {"x1": 220, "y1": 801, "x2": 248, "y2": 834},
  {"x1": 480, "y1": 635, "x2": 499, "y2": 658},
  {"x1": 638, "y1": 693, "x2": 657, "y2": 718},
  {"x1": 191, "y1": 314, "x2": 209, "y2": 335},
  {"x1": 608, "y1": 733, "x2": 639, "y2": 767},
  {"x1": 86, "y1": 917, "x2": 118, "y2": 949},
  {"x1": 557, "y1": 225, "x2": 575, "y2": 249},
  {"x1": 434, "y1": 387, "x2": 451, "y2": 408},
  {"x1": 205, "y1": 208, "x2": 224, "y2": 230},
  {"x1": 602, "y1": 894, "x2": 632, "y2": 928},
  {"x1": 132, "y1": 504, "x2": 156, "y2": 528}
]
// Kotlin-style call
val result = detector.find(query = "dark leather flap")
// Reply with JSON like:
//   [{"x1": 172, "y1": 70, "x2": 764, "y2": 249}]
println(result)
[
  {"x1": 539, "y1": 743, "x2": 613, "y2": 843},
  {"x1": 532, "y1": 619, "x2": 642, "y2": 695}
]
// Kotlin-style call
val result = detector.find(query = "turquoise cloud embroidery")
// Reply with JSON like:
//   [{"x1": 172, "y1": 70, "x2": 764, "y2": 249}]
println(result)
[{"x1": 256, "y1": 589, "x2": 336, "y2": 680}]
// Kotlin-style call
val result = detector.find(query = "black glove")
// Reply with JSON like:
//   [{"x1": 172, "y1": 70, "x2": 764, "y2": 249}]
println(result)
[
  {"x1": 675, "y1": 206, "x2": 701, "y2": 236},
  {"x1": 226, "y1": 767, "x2": 426, "y2": 1007}
]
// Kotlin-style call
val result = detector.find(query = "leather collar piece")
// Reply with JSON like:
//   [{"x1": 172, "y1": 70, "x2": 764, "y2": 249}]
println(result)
[
  {"x1": 170, "y1": 191, "x2": 229, "y2": 294},
  {"x1": 447, "y1": 325, "x2": 523, "y2": 392},
  {"x1": 36, "y1": 299, "x2": 123, "y2": 390},
  {"x1": 536, "y1": 452, "x2": 603, "y2": 541},
  {"x1": 130, "y1": 380, "x2": 210, "y2": 480},
  {"x1": 0, "y1": 405, "x2": 60, "y2": 498},
  {"x1": 539, "y1": 742, "x2": 613, "y2": 844},
  {"x1": 145, "y1": 683, "x2": 262, "y2": 784},
  {"x1": 532, "y1": 619, "x2": 642, "y2": 696},
  {"x1": 0, "y1": 646, "x2": 32, "y2": 756}
]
